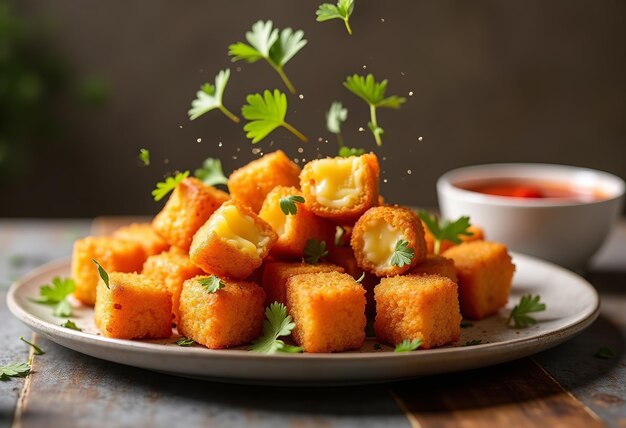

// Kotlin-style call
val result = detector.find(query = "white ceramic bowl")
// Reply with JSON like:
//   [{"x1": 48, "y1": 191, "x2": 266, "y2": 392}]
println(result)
[{"x1": 437, "y1": 163, "x2": 625, "y2": 268}]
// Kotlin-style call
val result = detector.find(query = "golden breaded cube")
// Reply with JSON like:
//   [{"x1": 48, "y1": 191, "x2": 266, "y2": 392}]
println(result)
[
  {"x1": 409, "y1": 255, "x2": 458, "y2": 283},
  {"x1": 287, "y1": 271, "x2": 366, "y2": 353},
  {"x1": 375, "y1": 275, "x2": 462, "y2": 349},
  {"x1": 113, "y1": 223, "x2": 169, "y2": 257},
  {"x1": 152, "y1": 177, "x2": 229, "y2": 251},
  {"x1": 258, "y1": 186, "x2": 336, "y2": 259},
  {"x1": 142, "y1": 249, "x2": 204, "y2": 324},
  {"x1": 228, "y1": 150, "x2": 301, "y2": 213},
  {"x1": 261, "y1": 261, "x2": 344, "y2": 305},
  {"x1": 443, "y1": 241, "x2": 515, "y2": 320},
  {"x1": 71, "y1": 236, "x2": 145, "y2": 306},
  {"x1": 189, "y1": 200, "x2": 277, "y2": 279},
  {"x1": 177, "y1": 276, "x2": 265, "y2": 349},
  {"x1": 300, "y1": 153, "x2": 380, "y2": 224},
  {"x1": 95, "y1": 273, "x2": 173, "y2": 339},
  {"x1": 351, "y1": 206, "x2": 427, "y2": 277},
  {"x1": 425, "y1": 224, "x2": 485, "y2": 254}
]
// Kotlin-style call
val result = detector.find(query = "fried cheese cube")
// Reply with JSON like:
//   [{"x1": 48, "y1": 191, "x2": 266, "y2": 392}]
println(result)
[
  {"x1": 142, "y1": 249, "x2": 204, "y2": 324},
  {"x1": 258, "y1": 186, "x2": 336, "y2": 259},
  {"x1": 300, "y1": 154, "x2": 380, "y2": 224},
  {"x1": 409, "y1": 255, "x2": 458, "y2": 283},
  {"x1": 113, "y1": 223, "x2": 169, "y2": 257},
  {"x1": 350, "y1": 206, "x2": 427, "y2": 277},
  {"x1": 228, "y1": 150, "x2": 301, "y2": 213},
  {"x1": 72, "y1": 236, "x2": 145, "y2": 306},
  {"x1": 94, "y1": 272, "x2": 173, "y2": 339},
  {"x1": 261, "y1": 261, "x2": 344, "y2": 305},
  {"x1": 189, "y1": 200, "x2": 277, "y2": 279},
  {"x1": 425, "y1": 224, "x2": 485, "y2": 254},
  {"x1": 177, "y1": 276, "x2": 265, "y2": 349},
  {"x1": 152, "y1": 177, "x2": 229, "y2": 251},
  {"x1": 286, "y1": 271, "x2": 366, "y2": 353},
  {"x1": 375, "y1": 275, "x2": 461, "y2": 349},
  {"x1": 443, "y1": 241, "x2": 515, "y2": 320}
]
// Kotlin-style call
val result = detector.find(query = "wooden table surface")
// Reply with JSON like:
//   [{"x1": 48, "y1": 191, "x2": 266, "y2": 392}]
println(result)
[{"x1": 1, "y1": 218, "x2": 625, "y2": 428}]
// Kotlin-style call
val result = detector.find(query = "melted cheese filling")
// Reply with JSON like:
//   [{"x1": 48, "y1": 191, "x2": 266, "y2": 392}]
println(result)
[
  {"x1": 209, "y1": 205, "x2": 269, "y2": 257},
  {"x1": 261, "y1": 201, "x2": 287, "y2": 236},
  {"x1": 311, "y1": 157, "x2": 364, "y2": 209},
  {"x1": 363, "y1": 220, "x2": 405, "y2": 266}
]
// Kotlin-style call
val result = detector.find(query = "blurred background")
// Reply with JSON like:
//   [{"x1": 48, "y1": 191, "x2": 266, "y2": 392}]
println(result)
[{"x1": 1, "y1": 0, "x2": 624, "y2": 218}]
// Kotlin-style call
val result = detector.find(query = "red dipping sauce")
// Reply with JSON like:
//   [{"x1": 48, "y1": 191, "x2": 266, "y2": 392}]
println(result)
[{"x1": 458, "y1": 179, "x2": 607, "y2": 202}]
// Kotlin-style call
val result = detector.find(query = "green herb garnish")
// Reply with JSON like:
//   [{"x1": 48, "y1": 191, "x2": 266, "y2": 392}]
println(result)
[
  {"x1": 188, "y1": 69, "x2": 240, "y2": 123},
  {"x1": 242, "y1": 89, "x2": 307, "y2": 143},
  {"x1": 229, "y1": 20, "x2": 306, "y2": 94},
  {"x1": 394, "y1": 339, "x2": 422, "y2": 352},
  {"x1": 344, "y1": 73, "x2": 406, "y2": 146},
  {"x1": 279, "y1": 195, "x2": 305, "y2": 215},
  {"x1": 304, "y1": 239, "x2": 328, "y2": 264},
  {"x1": 316, "y1": 0, "x2": 355, "y2": 35},
  {"x1": 20, "y1": 337, "x2": 44, "y2": 355},
  {"x1": 0, "y1": 362, "x2": 31, "y2": 381},
  {"x1": 198, "y1": 275, "x2": 225, "y2": 294},
  {"x1": 326, "y1": 101, "x2": 348, "y2": 148},
  {"x1": 35, "y1": 277, "x2": 75, "y2": 317},
  {"x1": 506, "y1": 295, "x2": 546, "y2": 329},
  {"x1": 138, "y1": 148, "x2": 150, "y2": 166},
  {"x1": 152, "y1": 171, "x2": 190, "y2": 202},
  {"x1": 175, "y1": 337, "x2": 195, "y2": 347},
  {"x1": 390, "y1": 239, "x2": 414, "y2": 267},
  {"x1": 61, "y1": 320, "x2": 82, "y2": 331},
  {"x1": 465, "y1": 339, "x2": 482, "y2": 346},
  {"x1": 249, "y1": 302, "x2": 303, "y2": 353},
  {"x1": 594, "y1": 346, "x2": 616, "y2": 359},
  {"x1": 194, "y1": 157, "x2": 228, "y2": 187},
  {"x1": 418, "y1": 211, "x2": 473, "y2": 255},
  {"x1": 92, "y1": 259, "x2": 110, "y2": 289},
  {"x1": 338, "y1": 146, "x2": 365, "y2": 158}
]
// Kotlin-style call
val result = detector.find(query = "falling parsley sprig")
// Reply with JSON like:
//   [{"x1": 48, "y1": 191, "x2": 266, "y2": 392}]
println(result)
[
  {"x1": 229, "y1": 21, "x2": 307, "y2": 94},
  {"x1": 280, "y1": 195, "x2": 305, "y2": 215},
  {"x1": 506, "y1": 295, "x2": 546, "y2": 329},
  {"x1": 326, "y1": 101, "x2": 348, "y2": 147},
  {"x1": 188, "y1": 69, "x2": 240, "y2": 123},
  {"x1": 418, "y1": 211, "x2": 473, "y2": 255},
  {"x1": 34, "y1": 277, "x2": 75, "y2": 317},
  {"x1": 344, "y1": 74, "x2": 406, "y2": 146},
  {"x1": 242, "y1": 90, "x2": 307, "y2": 143},
  {"x1": 92, "y1": 259, "x2": 110, "y2": 289},
  {"x1": 0, "y1": 362, "x2": 31, "y2": 381},
  {"x1": 152, "y1": 171, "x2": 190, "y2": 202},
  {"x1": 316, "y1": 0, "x2": 355, "y2": 35},
  {"x1": 20, "y1": 337, "x2": 45, "y2": 355},
  {"x1": 304, "y1": 239, "x2": 328, "y2": 264},
  {"x1": 194, "y1": 157, "x2": 228, "y2": 187},
  {"x1": 390, "y1": 239, "x2": 414, "y2": 267},
  {"x1": 394, "y1": 339, "x2": 422, "y2": 352},
  {"x1": 338, "y1": 147, "x2": 365, "y2": 158},
  {"x1": 138, "y1": 148, "x2": 150, "y2": 166},
  {"x1": 249, "y1": 302, "x2": 303, "y2": 353},
  {"x1": 198, "y1": 275, "x2": 225, "y2": 294}
]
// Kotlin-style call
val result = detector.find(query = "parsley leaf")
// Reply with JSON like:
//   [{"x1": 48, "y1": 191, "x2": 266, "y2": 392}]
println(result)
[
  {"x1": 279, "y1": 195, "x2": 305, "y2": 215},
  {"x1": 0, "y1": 362, "x2": 31, "y2": 381},
  {"x1": 465, "y1": 339, "x2": 482, "y2": 346},
  {"x1": 229, "y1": 21, "x2": 307, "y2": 94},
  {"x1": 390, "y1": 239, "x2": 414, "y2": 267},
  {"x1": 20, "y1": 337, "x2": 45, "y2": 355},
  {"x1": 34, "y1": 277, "x2": 75, "y2": 317},
  {"x1": 249, "y1": 302, "x2": 302, "y2": 353},
  {"x1": 316, "y1": 0, "x2": 355, "y2": 35},
  {"x1": 594, "y1": 346, "x2": 616, "y2": 359},
  {"x1": 418, "y1": 211, "x2": 473, "y2": 255},
  {"x1": 304, "y1": 239, "x2": 328, "y2": 264},
  {"x1": 175, "y1": 337, "x2": 195, "y2": 347},
  {"x1": 61, "y1": 320, "x2": 82, "y2": 331},
  {"x1": 152, "y1": 171, "x2": 190, "y2": 202},
  {"x1": 242, "y1": 89, "x2": 307, "y2": 143},
  {"x1": 138, "y1": 148, "x2": 150, "y2": 166},
  {"x1": 188, "y1": 69, "x2": 240, "y2": 123},
  {"x1": 198, "y1": 275, "x2": 225, "y2": 294},
  {"x1": 326, "y1": 101, "x2": 348, "y2": 149},
  {"x1": 506, "y1": 295, "x2": 546, "y2": 329},
  {"x1": 394, "y1": 339, "x2": 422, "y2": 352},
  {"x1": 92, "y1": 259, "x2": 110, "y2": 289},
  {"x1": 338, "y1": 146, "x2": 365, "y2": 157},
  {"x1": 53, "y1": 300, "x2": 73, "y2": 317},
  {"x1": 344, "y1": 74, "x2": 406, "y2": 146},
  {"x1": 194, "y1": 157, "x2": 229, "y2": 187}
]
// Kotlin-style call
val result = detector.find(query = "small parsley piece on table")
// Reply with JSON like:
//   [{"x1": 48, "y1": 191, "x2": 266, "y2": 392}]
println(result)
[
  {"x1": 152, "y1": 171, "x2": 190, "y2": 202},
  {"x1": 279, "y1": 195, "x2": 305, "y2": 215},
  {"x1": 61, "y1": 320, "x2": 82, "y2": 331},
  {"x1": 242, "y1": 90, "x2": 308, "y2": 143},
  {"x1": 138, "y1": 148, "x2": 150, "y2": 166},
  {"x1": 316, "y1": 0, "x2": 355, "y2": 35},
  {"x1": 229, "y1": 20, "x2": 307, "y2": 94},
  {"x1": 20, "y1": 336, "x2": 45, "y2": 355},
  {"x1": 198, "y1": 275, "x2": 225, "y2": 294},
  {"x1": 343, "y1": 73, "x2": 406, "y2": 146},
  {"x1": 175, "y1": 337, "x2": 195, "y2": 347},
  {"x1": 304, "y1": 239, "x2": 328, "y2": 264},
  {"x1": 92, "y1": 259, "x2": 110, "y2": 289},
  {"x1": 394, "y1": 339, "x2": 422, "y2": 352},
  {"x1": 34, "y1": 276, "x2": 75, "y2": 317},
  {"x1": 390, "y1": 239, "x2": 414, "y2": 267},
  {"x1": 194, "y1": 157, "x2": 229, "y2": 187},
  {"x1": 0, "y1": 362, "x2": 31, "y2": 381},
  {"x1": 249, "y1": 302, "x2": 303, "y2": 353},
  {"x1": 594, "y1": 346, "x2": 616, "y2": 359},
  {"x1": 338, "y1": 146, "x2": 365, "y2": 158},
  {"x1": 506, "y1": 295, "x2": 546, "y2": 329},
  {"x1": 188, "y1": 69, "x2": 240, "y2": 123},
  {"x1": 326, "y1": 101, "x2": 348, "y2": 148},
  {"x1": 465, "y1": 339, "x2": 482, "y2": 346},
  {"x1": 418, "y1": 211, "x2": 473, "y2": 255}
]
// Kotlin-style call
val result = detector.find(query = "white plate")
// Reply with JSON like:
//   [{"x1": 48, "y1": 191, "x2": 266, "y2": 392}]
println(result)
[{"x1": 7, "y1": 254, "x2": 599, "y2": 385}]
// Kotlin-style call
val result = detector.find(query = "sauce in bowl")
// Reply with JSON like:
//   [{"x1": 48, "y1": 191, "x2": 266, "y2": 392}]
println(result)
[{"x1": 457, "y1": 179, "x2": 608, "y2": 202}]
